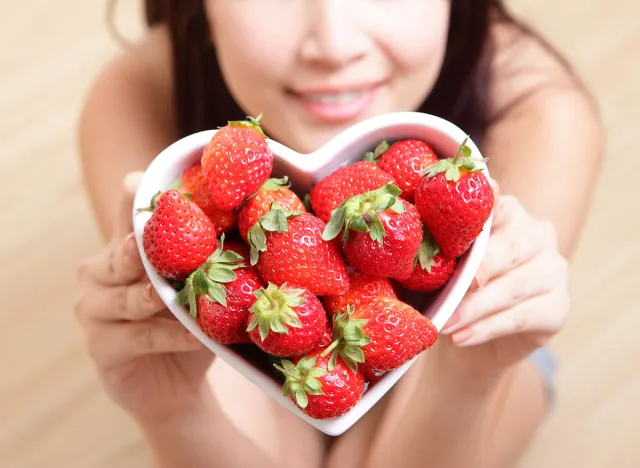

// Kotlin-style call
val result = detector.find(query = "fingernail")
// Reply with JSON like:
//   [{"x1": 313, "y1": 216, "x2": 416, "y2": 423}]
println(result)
[
  {"x1": 470, "y1": 264, "x2": 487, "y2": 291},
  {"x1": 123, "y1": 171, "x2": 144, "y2": 194},
  {"x1": 124, "y1": 233, "x2": 137, "y2": 259},
  {"x1": 451, "y1": 328, "x2": 473, "y2": 345},
  {"x1": 143, "y1": 283, "x2": 154, "y2": 302},
  {"x1": 185, "y1": 331, "x2": 200, "y2": 343},
  {"x1": 441, "y1": 311, "x2": 461, "y2": 335}
]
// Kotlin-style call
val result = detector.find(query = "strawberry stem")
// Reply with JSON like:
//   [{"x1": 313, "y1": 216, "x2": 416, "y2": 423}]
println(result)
[{"x1": 452, "y1": 136, "x2": 470, "y2": 164}]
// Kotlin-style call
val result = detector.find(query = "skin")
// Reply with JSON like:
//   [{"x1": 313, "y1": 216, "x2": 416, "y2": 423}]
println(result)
[{"x1": 75, "y1": 1, "x2": 603, "y2": 467}]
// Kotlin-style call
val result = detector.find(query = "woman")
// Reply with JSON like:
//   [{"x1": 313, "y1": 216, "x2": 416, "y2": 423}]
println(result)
[{"x1": 74, "y1": 1, "x2": 603, "y2": 467}]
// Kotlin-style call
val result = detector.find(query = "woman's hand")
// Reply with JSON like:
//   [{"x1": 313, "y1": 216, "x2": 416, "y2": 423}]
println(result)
[
  {"x1": 440, "y1": 183, "x2": 570, "y2": 373},
  {"x1": 74, "y1": 172, "x2": 214, "y2": 423}
]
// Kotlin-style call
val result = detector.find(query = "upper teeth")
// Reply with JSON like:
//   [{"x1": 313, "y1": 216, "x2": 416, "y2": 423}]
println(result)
[{"x1": 304, "y1": 91, "x2": 365, "y2": 104}]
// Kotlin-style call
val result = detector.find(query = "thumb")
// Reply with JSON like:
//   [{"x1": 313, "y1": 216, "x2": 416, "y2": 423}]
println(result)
[{"x1": 116, "y1": 171, "x2": 145, "y2": 238}]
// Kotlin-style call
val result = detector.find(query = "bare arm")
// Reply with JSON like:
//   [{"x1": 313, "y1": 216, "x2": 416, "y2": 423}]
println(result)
[
  {"x1": 351, "y1": 23, "x2": 603, "y2": 468},
  {"x1": 77, "y1": 27, "x2": 279, "y2": 468},
  {"x1": 78, "y1": 26, "x2": 177, "y2": 241}
]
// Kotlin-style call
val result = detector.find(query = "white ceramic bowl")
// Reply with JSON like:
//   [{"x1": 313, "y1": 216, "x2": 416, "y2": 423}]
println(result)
[{"x1": 132, "y1": 111, "x2": 492, "y2": 436}]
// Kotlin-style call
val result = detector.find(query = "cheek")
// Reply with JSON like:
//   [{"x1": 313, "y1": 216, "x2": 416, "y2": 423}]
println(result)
[
  {"x1": 205, "y1": 1, "x2": 301, "y2": 84},
  {"x1": 376, "y1": 1, "x2": 450, "y2": 73}
]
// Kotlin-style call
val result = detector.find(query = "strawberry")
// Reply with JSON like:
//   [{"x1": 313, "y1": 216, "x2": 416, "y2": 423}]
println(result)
[
  {"x1": 324, "y1": 270, "x2": 397, "y2": 316},
  {"x1": 414, "y1": 137, "x2": 494, "y2": 258},
  {"x1": 398, "y1": 232, "x2": 457, "y2": 293},
  {"x1": 322, "y1": 185, "x2": 422, "y2": 281},
  {"x1": 246, "y1": 283, "x2": 328, "y2": 357},
  {"x1": 250, "y1": 205, "x2": 349, "y2": 296},
  {"x1": 238, "y1": 176, "x2": 306, "y2": 243},
  {"x1": 139, "y1": 190, "x2": 218, "y2": 281},
  {"x1": 309, "y1": 161, "x2": 395, "y2": 223},
  {"x1": 201, "y1": 115, "x2": 274, "y2": 211},
  {"x1": 364, "y1": 139, "x2": 439, "y2": 203},
  {"x1": 177, "y1": 236, "x2": 263, "y2": 344},
  {"x1": 274, "y1": 349, "x2": 365, "y2": 419},
  {"x1": 329, "y1": 299, "x2": 438, "y2": 374},
  {"x1": 179, "y1": 163, "x2": 237, "y2": 234}
]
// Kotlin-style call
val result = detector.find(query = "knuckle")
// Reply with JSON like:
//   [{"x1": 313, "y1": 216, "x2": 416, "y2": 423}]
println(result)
[
  {"x1": 513, "y1": 306, "x2": 529, "y2": 332},
  {"x1": 134, "y1": 321, "x2": 156, "y2": 351},
  {"x1": 508, "y1": 273, "x2": 527, "y2": 303}
]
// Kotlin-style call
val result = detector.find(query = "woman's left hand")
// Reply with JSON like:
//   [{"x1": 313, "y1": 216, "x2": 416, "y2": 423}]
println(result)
[{"x1": 440, "y1": 185, "x2": 571, "y2": 372}]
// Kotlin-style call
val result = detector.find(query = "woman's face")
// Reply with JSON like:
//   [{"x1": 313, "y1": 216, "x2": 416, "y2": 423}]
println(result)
[{"x1": 205, "y1": 0, "x2": 450, "y2": 153}]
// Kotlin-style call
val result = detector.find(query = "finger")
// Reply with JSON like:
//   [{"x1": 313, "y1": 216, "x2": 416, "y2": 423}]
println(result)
[
  {"x1": 443, "y1": 251, "x2": 566, "y2": 334},
  {"x1": 84, "y1": 233, "x2": 145, "y2": 286},
  {"x1": 478, "y1": 221, "x2": 547, "y2": 285},
  {"x1": 116, "y1": 171, "x2": 145, "y2": 238},
  {"x1": 449, "y1": 291, "x2": 570, "y2": 347},
  {"x1": 78, "y1": 280, "x2": 166, "y2": 322},
  {"x1": 87, "y1": 317, "x2": 206, "y2": 369},
  {"x1": 490, "y1": 195, "x2": 523, "y2": 231}
]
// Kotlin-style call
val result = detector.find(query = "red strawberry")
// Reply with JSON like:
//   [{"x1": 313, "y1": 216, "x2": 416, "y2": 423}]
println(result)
[
  {"x1": 324, "y1": 270, "x2": 397, "y2": 316},
  {"x1": 275, "y1": 349, "x2": 365, "y2": 419},
  {"x1": 250, "y1": 205, "x2": 349, "y2": 296},
  {"x1": 178, "y1": 237, "x2": 264, "y2": 344},
  {"x1": 322, "y1": 185, "x2": 422, "y2": 281},
  {"x1": 179, "y1": 163, "x2": 237, "y2": 234},
  {"x1": 246, "y1": 283, "x2": 328, "y2": 357},
  {"x1": 238, "y1": 176, "x2": 306, "y2": 243},
  {"x1": 140, "y1": 190, "x2": 217, "y2": 281},
  {"x1": 330, "y1": 298, "x2": 438, "y2": 374},
  {"x1": 201, "y1": 115, "x2": 274, "y2": 211},
  {"x1": 364, "y1": 139, "x2": 439, "y2": 203},
  {"x1": 309, "y1": 161, "x2": 395, "y2": 223},
  {"x1": 398, "y1": 232, "x2": 457, "y2": 293},
  {"x1": 414, "y1": 138, "x2": 494, "y2": 258}
]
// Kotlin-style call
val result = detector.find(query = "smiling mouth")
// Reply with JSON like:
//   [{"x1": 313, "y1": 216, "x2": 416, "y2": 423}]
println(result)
[{"x1": 286, "y1": 82, "x2": 387, "y2": 122}]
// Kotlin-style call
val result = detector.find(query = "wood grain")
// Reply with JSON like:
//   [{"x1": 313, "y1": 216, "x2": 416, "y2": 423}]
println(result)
[{"x1": 0, "y1": 1, "x2": 637, "y2": 467}]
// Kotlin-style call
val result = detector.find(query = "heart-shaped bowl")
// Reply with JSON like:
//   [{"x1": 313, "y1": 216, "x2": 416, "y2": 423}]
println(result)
[{"x1": 132, "y1": 111, "x2": 492, "y2": 436}]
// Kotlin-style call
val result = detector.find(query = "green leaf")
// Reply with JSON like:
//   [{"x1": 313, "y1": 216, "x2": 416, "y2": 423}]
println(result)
[
  {"x1": 261, "y1": 176, "x2": 290, "y2": 191},
  {"x1": 368, "y1": 215, "x2": 386, "y2": 244},
  {"x1": 462, "y1": 145, "x2": 472, "y2": 158},
  {"x1": 258, "y1": 318, "x2": 270, "y2": 341},
  {"x1": 192, "y1": 270, "x2": 209, "y2": 295},
  {"x1": 322, "y1": 206, "x2": 346, "y2": 241},
  {"x1": 349, "y1": 216, "x2": 369, "y2": 233},
  {"x1": 187, "y1": 284, "x2": 198, "y2": 319},
  {"x1": 343, "y1": 346, "x2": 365, "y2": 364},
  {"x1": 362, "y1": 151, "x2": 376, "y2": 162},
  {"x1": 216, "y1": 250, "x2": 245, "y2": 264},
  {"x1": 294, "y1": 389, "x2": 308, "y2": 409},
  {"x1": 207, "y1": 267, "x2": 237, "y2": 283},
  {"x1": 207, "y1": 282, "x2": 227, "y2": 307},
  {"x1": 328, "y1": 351, "x2": 338, "y2": 372},
  {"x1": 247, "y1": 223, "x2": 267, "y2": 266},
  {"x1": 306, "y1": 378, "x2": 322, "y2": 391},
  {"x1": 445, "y1": 164, "x2": 460, "y2": 182}
]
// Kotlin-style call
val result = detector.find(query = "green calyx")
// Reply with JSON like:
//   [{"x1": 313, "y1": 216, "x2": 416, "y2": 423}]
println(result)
[
  {"x1": 248, "y1": 202, "x2": 303, "y2": 265},
  {"x1": 261, "y1": 176, "x2": 290, "y2": 191},
  {"x1": 324, "y1": 306, "x2": 372, "y2": 372},
  {"x1": 226, "y1": 113, "x2": 267, "y2": 139},
  {"x1": 363, "y1": 140, "x2": 390, "y2": 163},
  {"x1": 421, "y1": 136, "x2": 487, "y2": 182},
  {"x1": 274, "y1": 356, "x2": 326, "y2": 409},
  {"x1": 136, "y1": 190, "x2": 163, "y2": 213},
  {"x1": 322, "y1": 184, "x2": 405, "y2": 247},
  {"x1": 176, "y1": 234, "x2": 245, "y2": 318},
  {"x1": 246, "y1": 283, "x2": 306, "y2": 341},
  {"x1": 415, "y1": 231, "x2": 440, "y2": 273}
]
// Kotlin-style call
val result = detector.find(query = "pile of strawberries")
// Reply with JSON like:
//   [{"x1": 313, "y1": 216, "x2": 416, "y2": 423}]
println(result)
[{"x1": 139, "y1": 115, "x2": 494, "y2": 420}]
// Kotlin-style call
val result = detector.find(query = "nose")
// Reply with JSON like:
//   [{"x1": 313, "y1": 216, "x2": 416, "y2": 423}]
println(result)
[{"x1": 299, "y1": 0, "x2": 368, "y2": 67}]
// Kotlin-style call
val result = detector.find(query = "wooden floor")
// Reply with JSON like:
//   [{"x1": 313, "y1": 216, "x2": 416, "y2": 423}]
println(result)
[{"x1": 1, "y1": 1, "x2": 638, "y2": 467}]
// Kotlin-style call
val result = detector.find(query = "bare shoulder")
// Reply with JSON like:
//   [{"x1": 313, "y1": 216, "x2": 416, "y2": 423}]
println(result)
[
  {"x1": 79, "y1": 23, "x2": 176, "y2": 143},
  {"x1": 483, "y1": 20, "x2": 605, "y2": 256},
  {"x1": 78, "y1": 24, "x2": 178, "y2": 239}
]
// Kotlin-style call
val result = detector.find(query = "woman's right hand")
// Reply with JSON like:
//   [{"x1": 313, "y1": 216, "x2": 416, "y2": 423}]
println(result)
[{"x1": 74, "y1": 172, "x2": 215, "y2": 423}]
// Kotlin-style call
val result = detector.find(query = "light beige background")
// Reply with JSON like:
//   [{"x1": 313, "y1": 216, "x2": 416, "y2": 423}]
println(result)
[{"x1": 1, "y1": 1, "x2": 638, "y2": 467}]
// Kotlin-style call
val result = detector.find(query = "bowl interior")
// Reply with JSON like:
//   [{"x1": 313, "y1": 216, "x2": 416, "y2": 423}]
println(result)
[{"x1": 132, "y1": 112, "x2": 491, "y2": 436}]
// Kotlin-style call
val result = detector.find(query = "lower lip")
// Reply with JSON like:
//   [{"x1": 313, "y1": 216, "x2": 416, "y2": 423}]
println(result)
[{"x1": 288, "y1": 85, "x2": 383, "y2": 123}]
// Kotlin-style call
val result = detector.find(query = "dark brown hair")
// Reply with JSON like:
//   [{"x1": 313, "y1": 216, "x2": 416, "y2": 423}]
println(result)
[{"x1": 137, "y1": 0, "x2": 573, "y2": 146}]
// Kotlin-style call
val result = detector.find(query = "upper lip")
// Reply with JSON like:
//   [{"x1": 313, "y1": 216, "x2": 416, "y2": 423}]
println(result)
[{"x1": 288, "y1": 80, "x2": 386, "y2": 95}]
